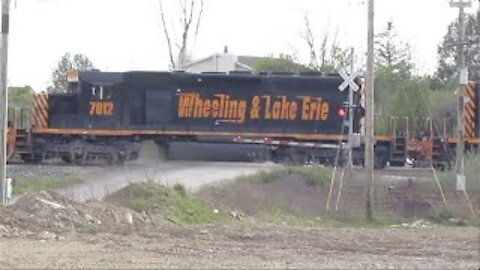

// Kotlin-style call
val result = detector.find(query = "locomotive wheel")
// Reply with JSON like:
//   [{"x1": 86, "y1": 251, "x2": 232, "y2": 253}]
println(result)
[
  {"x1": 61, "y1": 155, "x2": 73, "y2": 164},
  {"x1": 20, "y1": 153, "x2": 42, "y2": 164},
  {"x1": 156, "y1": 143, "x2": 169, "y2": 161},
  {"x1": 116, "y1": 154, "x2": 126, "y2": 165}
]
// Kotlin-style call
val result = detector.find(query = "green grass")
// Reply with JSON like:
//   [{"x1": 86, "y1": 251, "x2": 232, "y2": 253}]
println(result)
[
  {"x1": 110, "y1": 182, "x2": 226, "y2": 224},
  {"x1": 436, "y1": 154, "x2": 480, "y2": 192},
  {"x1": 239, "y1": 167, "x2": 332, "y2": 187},
  {"x1": 255, "y1": 205, "x2": 402, "y2": 228},
  {"x1": 12, "y1": 176, "x2": 83, "y2": 195}
]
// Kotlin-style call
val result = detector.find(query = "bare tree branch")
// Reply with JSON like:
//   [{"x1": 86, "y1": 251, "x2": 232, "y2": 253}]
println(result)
[
  {"x1": 159, "y1": 0, "x2": 176, "y2": 69},
  {"x1": 303, "y1": 15, "x2": 318, "y2": 68},
  {"x1": 159, "y1": 0, "x2": 204, "y2": 70},
  {"x1": 320, "y1": 35, "x2": 328, "y2": 68},
  {"x1": 194, "y1": 0, "x2": 204, "y2": 41}
]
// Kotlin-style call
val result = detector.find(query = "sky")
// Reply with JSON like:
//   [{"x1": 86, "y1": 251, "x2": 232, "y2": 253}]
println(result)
[{"x1": 7, "y1": 0, "x2": 480, "y2": 91}]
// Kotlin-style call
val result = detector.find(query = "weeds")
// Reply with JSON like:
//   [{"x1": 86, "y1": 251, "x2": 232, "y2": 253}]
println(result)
[
  {"x1": 241, "y1": 167, "x2": 332, "y2": 187},
  {"x1": 12, "y1": 176, "x2": 83, "y2": 195},
  {"x1": 109, "y1": 182, "x2": 225, "y2": 224},
  {"x1": 173, "y1": 183, "x2": 187, "y2": 197},
  {"x1": 429, "y1": 208, "x2": 469, "y2": 226}
]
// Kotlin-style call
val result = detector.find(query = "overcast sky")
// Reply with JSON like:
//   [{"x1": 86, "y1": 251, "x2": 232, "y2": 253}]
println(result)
[{"x1": 8, "y1": 0, "x2": 480, "y2": 90}]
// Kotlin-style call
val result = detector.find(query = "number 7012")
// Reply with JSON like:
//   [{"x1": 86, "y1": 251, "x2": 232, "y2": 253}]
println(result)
[{"x1": 89, "y1": 101, "x2": 114, "y2": 116}]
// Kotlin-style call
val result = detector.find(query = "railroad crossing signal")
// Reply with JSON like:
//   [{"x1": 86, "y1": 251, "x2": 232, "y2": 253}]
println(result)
[{"x1": 338, "y1": 70, "x2": 360, "y2": 92}]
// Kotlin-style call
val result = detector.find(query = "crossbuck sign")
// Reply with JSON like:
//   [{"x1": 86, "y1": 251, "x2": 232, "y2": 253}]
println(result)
[{"x1": 338, "y1": 70, "x2": 360, "y2": 92}]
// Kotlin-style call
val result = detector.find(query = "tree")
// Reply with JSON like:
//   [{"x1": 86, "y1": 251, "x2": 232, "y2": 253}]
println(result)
[
  {"x1": 434, "y1": 10, "x2": 480, "y2": 86},
  {"x1": 375, "y1": 21, "x2": 414, "y2": 79},
  {"x1": 373, "y1": 21, "x2": 417, "y2": 118},
  {"x1": 48, "y1": 53, "x2": 94, "y2": 93},
  {"x1": 302, "y1": 15, "x2": 353, "y2": 73},
  {"x1": 8, "y1": 85, "x2": 34, "y2": 109},
  {"x1": 254, "y1": 54, "x2": 312, "y2": 73},
  {"x1": 8, "y1": 86, "x2": 35, "y2": 127},
  {"x1": 158, "y1": 0, "x2": 204, "y2": 70}
]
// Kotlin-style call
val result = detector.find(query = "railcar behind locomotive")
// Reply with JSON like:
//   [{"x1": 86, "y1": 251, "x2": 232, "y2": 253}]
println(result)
[{"x1": 8, "y1": 70, "x2": 373, "y2": 165}]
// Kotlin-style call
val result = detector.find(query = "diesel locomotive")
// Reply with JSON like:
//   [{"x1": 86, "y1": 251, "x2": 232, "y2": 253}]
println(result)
[
  {"x1": 8, "y1": 70, "x2": 480, "y2": 168},
  {"x1": 7, "y1": 70, "x2": 374, "y2": 165}
]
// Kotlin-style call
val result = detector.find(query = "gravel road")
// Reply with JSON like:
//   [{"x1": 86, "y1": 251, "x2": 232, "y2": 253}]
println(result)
[
  {"x1": 56, "y1": 160, "x2": 279, "y2": 202},
  {"x1": 7, "y1": 143, "x2": 280, "y2": 202}
]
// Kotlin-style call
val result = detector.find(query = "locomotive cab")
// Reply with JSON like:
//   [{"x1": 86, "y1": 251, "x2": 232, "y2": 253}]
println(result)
[{"x1": 47, "y1": 71, "x2": 123, "y2": 130}]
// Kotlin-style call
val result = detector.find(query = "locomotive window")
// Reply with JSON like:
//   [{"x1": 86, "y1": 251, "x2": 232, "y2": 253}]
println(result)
[
  {"x1": 91, "y1": 85, "x2": 113, "y2": 100},
  {"x1": 67, "y1": 81, "x2": 80, "y2": 93}
]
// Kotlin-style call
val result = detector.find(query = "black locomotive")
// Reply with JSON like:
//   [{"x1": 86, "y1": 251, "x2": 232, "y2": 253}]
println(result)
[{"x1": 13, "y1": 70, "x2": 370, "y2": 165}]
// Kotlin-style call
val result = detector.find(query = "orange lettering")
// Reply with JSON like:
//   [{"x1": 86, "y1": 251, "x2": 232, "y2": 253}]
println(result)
[
  {"x1": 250, "y1": 96, "x2": 260, "y2": 119},
  {"x1": 289, "y1": 102, "x2": 298, "y2": 120},
  {"x1": 263, "y1": 96, "x2": 272, "y2": 119},
  {"x1": 301, "y1": 96, "x2": 311, "y2": 120},
  {"x1": 321, "y1": 102, "x2": 329, "y2": 121},
  {"x1": 89, "y1": 102, "x2": 96, "y2": 115},
  {"x1": 272, "y1": 100, "x2": 281, "y2": 120}
]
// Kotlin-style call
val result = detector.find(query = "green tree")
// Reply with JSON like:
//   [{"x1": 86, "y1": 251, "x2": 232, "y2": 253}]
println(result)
[
  {"x1": 254, "y1": 54, "x2": 312, "y2": 73},
  {"x1": 375, "y1": 21, "x2": 414, "y2": 79},
  {"x1": 48, "y1": 53, "x2": 94, "y2": 93},
  {"x1": 8, "y1": 85, "x2": 34, "y2": 108},
  {"x1": 374, "y1": 21, "x2": 417, "y2": 119},
  {"x1": 434, "y1": 10, "x2": 480, "y2": 86}
]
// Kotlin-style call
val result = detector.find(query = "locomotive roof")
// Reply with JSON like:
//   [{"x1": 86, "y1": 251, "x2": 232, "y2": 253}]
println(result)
[{"x1": 79, "y1": 70, "x2": 352, "y2": 84}]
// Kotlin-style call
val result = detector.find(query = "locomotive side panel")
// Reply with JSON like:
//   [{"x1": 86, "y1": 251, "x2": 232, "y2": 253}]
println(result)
[
  {"x1": 122, "y1": 73, "x2": 353, "y2": 137},
  {"x1": 22, "y1": 71, "x2": 366, "y2": 165}
]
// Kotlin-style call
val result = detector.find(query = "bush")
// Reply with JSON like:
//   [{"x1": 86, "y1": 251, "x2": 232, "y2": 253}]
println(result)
[
  {"x1": 107, "y1": 182, "x2": 225, "y2": 224},
  {"x1": 245, "y1": 167, "x2": 331, "y2": 187}
]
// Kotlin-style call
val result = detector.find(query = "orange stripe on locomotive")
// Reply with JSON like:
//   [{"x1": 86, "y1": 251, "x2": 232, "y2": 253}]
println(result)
[
  {"x1": 464, "y1": 82, "x2": 477, "y2": 138},
  {"x1": 32, "y1": 92, "x2": 49, "y2": 129}
]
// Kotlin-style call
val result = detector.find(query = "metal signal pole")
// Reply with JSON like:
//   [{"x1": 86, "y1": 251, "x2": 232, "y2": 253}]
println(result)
[
  {"x1": 450, "y1": 0, "x2": 471, "y2": 192},
  {"x1": 0, "y1": 0, "x2": 9, "y2": 205},
  {"x1": 348, "y1": 47, "x2": 355, "y2": 179},
  {"x1": 365, "y1": 0, "x2": 375, "y2": 220}
]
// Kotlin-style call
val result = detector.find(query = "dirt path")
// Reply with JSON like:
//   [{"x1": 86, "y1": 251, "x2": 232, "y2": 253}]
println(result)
[
  {"x1": 0, "y1": 225, "x2": 477, "y2": 269},
  {"x1": 56, "y1": 160, "x2": 279, "y2": 202}
]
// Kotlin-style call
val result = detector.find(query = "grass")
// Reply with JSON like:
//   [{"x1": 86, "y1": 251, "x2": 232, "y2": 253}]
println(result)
[
  {"x1": 12, "y1": 176, "x2": 83, "y2": 195},
  {"x1": 110, "y1": 166, "x2": 478, "y2": 228},
  {"x1": 238, "y1": 166, "x2": 332, "y2": 187},
  {"x1": 256, "y1": 205, "x2": 403, "y2": 228},
  {"x1": 109, "y1": 182, "x2": 226, "y2": 224},
  {"x1": 436, "y1": 154, "x2": 480, "y2": 192},
  {"x1": 428, "y1": 208, "x2": 469, "y2": 226}
]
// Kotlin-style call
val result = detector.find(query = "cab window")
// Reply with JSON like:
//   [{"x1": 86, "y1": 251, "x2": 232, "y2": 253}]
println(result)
[{"x1": 91, "y1": 85, "x2": 113, "y2": 100}]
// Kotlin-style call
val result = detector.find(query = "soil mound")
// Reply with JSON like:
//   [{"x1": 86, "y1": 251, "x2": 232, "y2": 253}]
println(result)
[
  {"x1": 200, "y1": 174, "x2": 326, "y2": 219},
  {"x1": 0, "y1": 191, "x2": 160, "y2": 237}
]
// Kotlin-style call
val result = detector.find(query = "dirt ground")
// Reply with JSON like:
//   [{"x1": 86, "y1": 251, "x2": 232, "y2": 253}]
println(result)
[
  {"x1": 0, "y1": 225, "x2": 477, "y2": 269},
  {"x1": 0, "y1": 185, "x2": 478, "y2": 269}
]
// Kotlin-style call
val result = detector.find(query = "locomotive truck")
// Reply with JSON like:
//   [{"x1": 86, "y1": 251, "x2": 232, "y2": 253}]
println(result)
[{"x1": 6, "y1": 70, "x2": 480, "y2": 168}]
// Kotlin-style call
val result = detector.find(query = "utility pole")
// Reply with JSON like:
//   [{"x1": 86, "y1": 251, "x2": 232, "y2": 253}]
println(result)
[
  {"x1": 0, "y1": 0, "x2": 9, "y2": 205},
  {"x1": 450, "y1": 0, "x2": 471, "y2": 192},
  {"x1": 365, "y1": 0, "x2": 375, "y2": 220}
]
